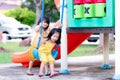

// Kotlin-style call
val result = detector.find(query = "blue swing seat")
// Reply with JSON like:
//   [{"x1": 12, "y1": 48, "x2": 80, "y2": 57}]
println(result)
[{"x1": 32, "y1": 49, "x2": 58, "y2": 61}]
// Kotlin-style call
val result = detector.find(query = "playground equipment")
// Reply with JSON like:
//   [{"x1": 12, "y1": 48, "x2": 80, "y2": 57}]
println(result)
[
  {"x1": 12, "y1": 0, "x2": 120, "y2": 79},
  {"x1": 12, "y1": 0, "x2": 91, "y2": 67},
  {"x1": 12, "y1": 20, "x2": 91, "y2": 67},
  {"x1": 68, "y1": 0, "x2": 114, "y2": 28},
  {"x1": 113, "y1": 0, "x2": 120, "y2": 80}
]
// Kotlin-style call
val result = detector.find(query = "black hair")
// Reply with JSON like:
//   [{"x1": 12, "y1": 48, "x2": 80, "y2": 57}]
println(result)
[
  {"x1": 47, "y1": 28, "x2": 61, "y2": 45},
  {"x1": 37, "y1": 16, "x2": 50, "y2": 30}
]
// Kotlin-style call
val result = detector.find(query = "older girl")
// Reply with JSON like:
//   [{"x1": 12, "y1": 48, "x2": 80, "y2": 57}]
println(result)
[{"x1": 27, "y1": 17, "x2": 50, "y2": 75}]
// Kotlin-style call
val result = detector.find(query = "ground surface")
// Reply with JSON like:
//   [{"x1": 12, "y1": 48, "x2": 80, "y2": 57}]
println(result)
[{"x1": 0, "y1": 55, "x2": 115, "y2": 80}]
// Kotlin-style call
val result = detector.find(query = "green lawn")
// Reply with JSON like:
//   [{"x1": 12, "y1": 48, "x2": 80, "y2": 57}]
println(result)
[
  {"x1": 0, "y1": 42, "x2": 29, "y2": 64},
  {"x1": 0, "y1": 42, "x2": 114, "y2": 64},
  {"x1": 68, "y1": 44, "x2": 98, "y2": 57}
]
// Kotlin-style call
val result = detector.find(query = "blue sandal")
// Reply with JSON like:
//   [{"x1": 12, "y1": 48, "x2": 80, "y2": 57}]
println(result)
[
  {"x1": 27, "y1": 70, "x2": 34, "y2": 75},
  {"x1": 45, "y1": 71, "x2": 50, "y2": 76}
]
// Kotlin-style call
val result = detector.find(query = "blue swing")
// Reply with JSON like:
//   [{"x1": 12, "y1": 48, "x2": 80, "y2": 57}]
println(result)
[
  {"x1": 32, "y1": 0, "x2": 58, "y2": 61},
  {"x1": 32, "y1": 47, "x2": 58, "y2": 61}
]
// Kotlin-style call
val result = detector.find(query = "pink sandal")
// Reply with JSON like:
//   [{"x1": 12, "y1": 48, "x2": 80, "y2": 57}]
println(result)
[
  {"x1": 38, "y1": 73, "x2": 45, "y2": 77},
  {"x1": 49, "y1": 72, "x2": 59, "y2": 78}
]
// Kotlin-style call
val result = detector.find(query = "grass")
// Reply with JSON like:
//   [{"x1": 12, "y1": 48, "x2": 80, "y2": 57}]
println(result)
[
  {"x1": 0, "y1": 42, "x2": 114, "y2": 64},
  {"x1": 68, "y1": 44, "x2": 98, "y2": 57},
  {"x1": 0, "y1": 42, "x2": 29, "y2": 64},
  {"x1": 0, "y1": 42, "x2": 29, "y2": 52}
]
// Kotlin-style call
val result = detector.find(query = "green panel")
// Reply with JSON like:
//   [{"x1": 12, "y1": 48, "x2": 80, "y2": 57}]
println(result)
[
  {"x1": 95, "y1": 3, "x2": 106, "y2": 17},
  {"x1": 84, "y1": 4, "x2": 95, "y2": 18},
  {"x1": 67, "y1": 0, "x2": 115, "y2": 28},
  {"x1": 74, "y1": 5, "x2": 84, "y2": 18}
]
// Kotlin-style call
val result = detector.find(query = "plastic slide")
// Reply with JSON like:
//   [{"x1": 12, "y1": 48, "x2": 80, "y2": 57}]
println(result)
[{"x1": 12, "y1": 21, "x2": 92, "y2": 67}]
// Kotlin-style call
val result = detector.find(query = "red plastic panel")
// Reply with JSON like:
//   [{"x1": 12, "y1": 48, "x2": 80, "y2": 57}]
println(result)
[
  {"x1": 94, "y1": 0, "x2": 106, "y2": 3},
  {"x1": 74, "y1": 0, "x2": 84, "y2": 4},
  {"x1": 84, "y1": 0, "x2": 95, "y2": 3},
  {"x1": 67, "y1": 33, "x2": 92, "y2": 53}
]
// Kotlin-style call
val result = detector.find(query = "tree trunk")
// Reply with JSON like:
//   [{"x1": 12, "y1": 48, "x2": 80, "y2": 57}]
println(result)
[
  {"x1": 34, "y1": 0, "x2": 42, "y2": 24},
  {"x1": 36, "y1": 6, "x2": 41, "y2": 24}
]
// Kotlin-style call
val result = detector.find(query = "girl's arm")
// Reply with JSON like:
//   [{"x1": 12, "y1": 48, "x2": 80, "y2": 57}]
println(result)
[
  {"x1": 35, "y1": 23, "x2": 42, "y2": 38},
  {"x1": 35, "y1": 24, "x2": 41, "y2": 32}
]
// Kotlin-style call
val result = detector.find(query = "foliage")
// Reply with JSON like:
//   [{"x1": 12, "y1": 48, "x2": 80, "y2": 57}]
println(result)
[
  {"x1": 21, "y1": 0, "x2": 59, "y2": 22},
  {"x1": 4, "y1": 7, "x2": 36, "y2": 26},
  {"x1": 21, "y1": 0, "x2": 35, "y2": 12},
  {"x1": 44, "y1": 0, "x2": 59, "y2": 22}
]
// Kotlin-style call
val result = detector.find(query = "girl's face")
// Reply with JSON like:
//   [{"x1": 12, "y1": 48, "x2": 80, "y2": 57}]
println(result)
[
  {"x1": 51, "y1": 32, "x2": 59, "y2": 43},
  {"x1": 42, "y1": 22, "x2": 48, "y2": 28}
]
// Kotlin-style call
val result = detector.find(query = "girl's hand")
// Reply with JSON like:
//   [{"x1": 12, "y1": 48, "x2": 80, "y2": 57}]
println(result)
[
  {"x1": 39, "y1": 34, "x2": 41, "y2": 38},
  {"x1": 40, "y1": 22, "x2": 42, "y2": 26},
  {"x1": 60, "y1": 24, "x2": 63, "y2": 27},
  {"x1": 42, "y1": 41, "x2": 46, "y2": 44},
  {"x1": 35, "y1": 25, "x2": 40, "y2": 32}
]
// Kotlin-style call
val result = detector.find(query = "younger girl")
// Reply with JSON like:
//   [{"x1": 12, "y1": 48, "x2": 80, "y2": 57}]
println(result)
[
  {"x1": 27, "y1": 17, "x2": 50, "y2": 75},
  {"x1": 38, "y1": 28, "x2": 61, "y2": 77}
]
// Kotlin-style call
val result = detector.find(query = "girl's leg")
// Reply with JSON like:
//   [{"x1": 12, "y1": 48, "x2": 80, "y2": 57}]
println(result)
[
  {"x1": 45, "y1": 63, "x2": 50, "y2": 76},
  {"x1": 27, "y1": 60, "x2": 34, "y2": 75},
  {"x1": 45, "y1": 63, "x2": 48, "y2": 73},
  {"x1": 27, "y1": 45, "x2": 35, "y2": 75},
  {"x1": 49, "y1": 62, "x2": 59, "y2": 77},
  {"x1": 49, "y1": 62, "x2": 54, "y2": 74},
  {"x1": 28, "y1": 60, "x2": 34, "y2": 70},
  {"x1": 48, "y1": 54, "x2": 55, "y2": 74},
  {"x1": 39, "y1": 53, "x2": 48, "y2": 76},
  {"x1": 39, "y1": 62, "x2": 45, "y2": 77}
]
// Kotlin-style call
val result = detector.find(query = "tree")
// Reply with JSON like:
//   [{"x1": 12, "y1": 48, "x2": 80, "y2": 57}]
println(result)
[
  {"x1": 33, "y1": 0, "x2": 41, "y2": 24},
  {"x1": 44, "y1": 0, "x2": 59, "y2": 22},
  {"x1": 22, "y1": 0, "x2": 59, "y2": 24},
  {"x1": 5, "y1": 7, "x2": 36, "y2": 26}
]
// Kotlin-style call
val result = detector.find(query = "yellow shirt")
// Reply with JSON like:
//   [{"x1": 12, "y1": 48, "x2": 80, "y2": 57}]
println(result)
[
  {"x1": 38, "y1": 42, "x2": 56, "y2": 63},
  {"x1": 39, "y1": 42, "x2": 55, "y2": 54},
  {"x1": 30, "y1": 28, "x2": 50, "y2": 48},
  {"x1": 30, "y1": 32, "x2": 39, "y2": 47},
  {"x1": 30, "y1": 26, "x2": 50, "y2": 61}
]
